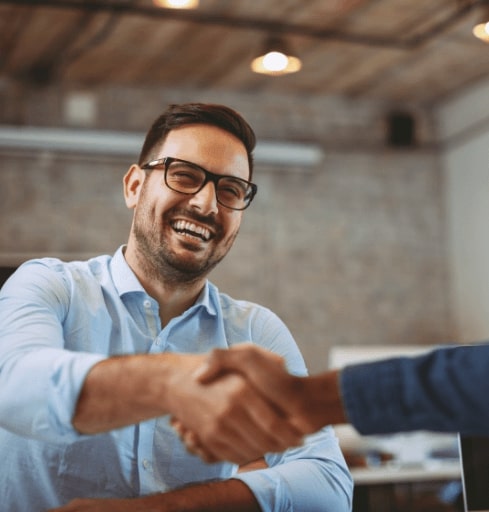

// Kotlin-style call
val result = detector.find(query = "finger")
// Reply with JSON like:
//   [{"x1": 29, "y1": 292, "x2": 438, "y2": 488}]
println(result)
[
  {"x1": 171, "y1": 416, "x2": 231, "y2": 464},
  {"x1": 196, "y1": 388, "x2": 304, "y2": 464},
  {"x1": 181, "y1": 430, "x2": 219, "y2": 463},
  {"x1": 230, "y1": 395, "x2": 304, "y2": 456},
  {"x1": 170, "y1": 417, "x2": 185, "y2": 437},
  {"x1": 196, "y1": 344, "x2": 266, "y2": 383},
  {"x1": 194, "y1": 348, "x2": 232, "y2": 383}
]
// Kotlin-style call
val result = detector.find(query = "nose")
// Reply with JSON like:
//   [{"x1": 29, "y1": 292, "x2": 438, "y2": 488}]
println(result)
[{"x1": 188, "y1": 181, "x2": 219, "y2": 215}]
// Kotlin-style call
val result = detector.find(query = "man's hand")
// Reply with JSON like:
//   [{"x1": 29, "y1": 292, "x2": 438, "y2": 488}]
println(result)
[
  {"x1": 72, "y1": 351, "x2": 303, "y2": 466},
  {"x1": 167, "y1": 356, "x2": 304, "y2": 464}
]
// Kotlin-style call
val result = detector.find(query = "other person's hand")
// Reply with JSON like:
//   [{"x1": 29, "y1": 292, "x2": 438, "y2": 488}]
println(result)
[{"x1": 196, "y1": 344, "x2": 345, "y2": 434}]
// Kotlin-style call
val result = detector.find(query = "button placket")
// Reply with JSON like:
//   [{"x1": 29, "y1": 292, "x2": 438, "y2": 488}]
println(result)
[
  {"x1": 142, "y1": 297, "x2": 160, "y2": 339},
  {"x1": 137, "y1": 420, "x2": 157, "y2": 495}
]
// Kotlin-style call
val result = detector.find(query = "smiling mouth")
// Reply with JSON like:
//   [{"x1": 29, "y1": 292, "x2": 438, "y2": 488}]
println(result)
[{"x1": 171, "y1": 220, "x2": 212, "y2": 242}]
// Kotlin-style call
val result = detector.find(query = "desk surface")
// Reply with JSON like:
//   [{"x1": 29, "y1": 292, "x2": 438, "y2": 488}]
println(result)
[{"x1": 351, "y1": 459, "x2": 461, "y2": 485}]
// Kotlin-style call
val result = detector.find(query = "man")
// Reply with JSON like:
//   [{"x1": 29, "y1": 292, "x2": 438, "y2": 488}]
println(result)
[
  {"x1": 184, "y1": 342, "x2": 489, "y2": 454},
  {"x1": 0, "y1": 103, "x2": 352, "y2": 511}
]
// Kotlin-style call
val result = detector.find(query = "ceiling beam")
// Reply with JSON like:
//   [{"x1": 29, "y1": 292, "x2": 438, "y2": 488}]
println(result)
[{"x1": 0, "y1": 0, "x2": 484, "y2": 50}]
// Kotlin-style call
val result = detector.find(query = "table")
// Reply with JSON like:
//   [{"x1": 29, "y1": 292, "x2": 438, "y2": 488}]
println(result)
[{"x1": 350, "y1": 460, "x2": 462, "y2": 512}]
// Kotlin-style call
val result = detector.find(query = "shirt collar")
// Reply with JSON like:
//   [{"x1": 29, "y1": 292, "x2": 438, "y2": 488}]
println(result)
[
  {"x1": 110, "y1": 245, "x2": 218, "y2": 316},
  {"x1": 194, "y1": 280, "x2": 218, "y2": 316},
  {"x1": 110, "y1": 246, "x2": 146, "y2": 297}
]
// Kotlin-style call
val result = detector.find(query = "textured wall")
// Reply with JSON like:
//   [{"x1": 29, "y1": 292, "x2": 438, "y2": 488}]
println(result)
[{"x1": 0, "y1": 84, "x2": 453, "y2": 372}]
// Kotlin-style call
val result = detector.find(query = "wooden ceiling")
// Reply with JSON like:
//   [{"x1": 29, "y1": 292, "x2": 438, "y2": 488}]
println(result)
[{"x1": 1, "y1": 0, "x2": 489, "y2": 106}]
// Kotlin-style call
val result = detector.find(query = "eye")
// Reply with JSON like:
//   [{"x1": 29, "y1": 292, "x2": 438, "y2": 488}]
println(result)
[
  {"x1": 218, "y1": 179, "x2": 247, "y2": 199},
  {"x1": 167, "y1": 164, "x2": 203, "y2": 187}
]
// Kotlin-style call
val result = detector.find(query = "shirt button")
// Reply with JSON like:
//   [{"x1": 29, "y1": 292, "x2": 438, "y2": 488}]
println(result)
[
  {"x1": 143, "y1": 300, "x2": 151, "y2": 309},
  {"x1": 142, "y1": 459, "x2": 151, "y2": 470}
]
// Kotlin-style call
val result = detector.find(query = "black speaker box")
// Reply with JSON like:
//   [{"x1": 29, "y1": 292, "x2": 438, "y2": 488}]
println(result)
[{"x1": 387, "y1": 112, "x2": 416, "y2": 147}]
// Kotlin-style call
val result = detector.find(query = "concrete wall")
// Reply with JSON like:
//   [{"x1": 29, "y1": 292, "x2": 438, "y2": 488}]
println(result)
[
  {"x1": 0, "y1": 83, "x2": 454, "y2": 373},
  {"x1": 437, "y1": 78, "x2": 489, "y2": 345}
]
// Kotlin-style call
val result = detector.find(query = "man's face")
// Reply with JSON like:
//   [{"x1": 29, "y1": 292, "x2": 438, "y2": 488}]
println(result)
[{"x1": 127, "y1": 124, "x2": 250, "y2": 284}]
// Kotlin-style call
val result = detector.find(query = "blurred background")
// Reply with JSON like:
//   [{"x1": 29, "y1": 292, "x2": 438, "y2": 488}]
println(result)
[{"x1": 3, "y1": 1, "x2": 489, "y2": 509}]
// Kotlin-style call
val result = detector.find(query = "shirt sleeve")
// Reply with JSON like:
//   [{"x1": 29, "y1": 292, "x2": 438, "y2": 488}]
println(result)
[
  {"x1": 231, "y1": 306, "x2": 353, "y2": 512},
  {"x1": 0, "y1": 260, "x2": 105, "y2": 443},
  {"x1": 340, "y1": 344, "x2": 489, "y2": 436},
  {"x1": 234, "y1": 428, "x2": 353, "y2": 512}
]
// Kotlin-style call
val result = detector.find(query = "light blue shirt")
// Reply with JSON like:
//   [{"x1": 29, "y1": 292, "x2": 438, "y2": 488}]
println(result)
[{"x1": 0, "y1": 247, "x2": 352, "y2": 512}]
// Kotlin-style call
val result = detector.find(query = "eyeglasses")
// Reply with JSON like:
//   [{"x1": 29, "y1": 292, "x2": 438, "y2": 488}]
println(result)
[{"x1": 141, "y1": 157, "x2": 257, "y2": 211}]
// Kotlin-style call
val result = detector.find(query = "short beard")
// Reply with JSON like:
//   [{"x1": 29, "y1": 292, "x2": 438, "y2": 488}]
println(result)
[
  {"x1": 131, "y1": 186, "x2": 236, "y2": 286},
  {"x1": 134, "y1": 225, "x2": 226, "y2": 287}
]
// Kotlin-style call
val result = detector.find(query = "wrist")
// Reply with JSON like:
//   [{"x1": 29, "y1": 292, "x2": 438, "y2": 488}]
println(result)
[{"x1": 292, "y1": 370, "x2": 347, "y2": 432}]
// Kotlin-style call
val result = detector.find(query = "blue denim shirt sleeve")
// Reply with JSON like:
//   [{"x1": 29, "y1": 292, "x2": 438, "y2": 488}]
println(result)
[
  {"x1": 340, "y1": 344, "x2": 489, "y2": 436},
  {"x1": 0, "y1": 259, "x2": 106, "y2": 442}
]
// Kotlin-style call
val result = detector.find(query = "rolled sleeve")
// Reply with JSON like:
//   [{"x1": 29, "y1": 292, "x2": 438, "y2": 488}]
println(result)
[
  {"x1": 234, "y1": 428, "x2": 353, "y2": 512},
  {"x1": 0, "y1": 260, "x2": 106, "y2": 442},
  {"x1": 0, "y1": 348, "x2": 105, "y2": 442}
]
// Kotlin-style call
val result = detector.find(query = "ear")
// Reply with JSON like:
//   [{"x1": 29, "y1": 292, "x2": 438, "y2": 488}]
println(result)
[{"x1": 123, "y1": 164, "x2": 146, "y2": 209}]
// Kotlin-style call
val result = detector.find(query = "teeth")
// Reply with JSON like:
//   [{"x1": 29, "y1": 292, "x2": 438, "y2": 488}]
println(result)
[{"x1": 173, "y1": 220, "x2": 211, "y2": 241}]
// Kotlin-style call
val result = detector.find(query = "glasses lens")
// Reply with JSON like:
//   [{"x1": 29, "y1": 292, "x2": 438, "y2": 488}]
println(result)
[
  {"x1": 165, "y1": 159, "x2": 255, "y2": 210},
  {"x1": 216, "y1": 177, "x2": 252, "y2": 209},
  {"x1": 166, "y1": 161, "x2": 205, "y2": 192}
]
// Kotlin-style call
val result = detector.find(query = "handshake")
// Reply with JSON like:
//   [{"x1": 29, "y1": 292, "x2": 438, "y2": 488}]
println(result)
[{"x1": 169, "y1": 344, "x2": 346, "y2": 465}]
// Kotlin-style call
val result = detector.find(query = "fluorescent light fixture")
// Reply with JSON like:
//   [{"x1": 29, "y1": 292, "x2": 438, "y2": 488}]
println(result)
[
  {"x1": 254, "y1": 140, "x2": 323, "y2": 166},
  {"x1": 0, "y1": 126, "x2": 323, "y2": 167},
  {"x1": 0, "y1": 126, "x2": 144, "y2": 156}
]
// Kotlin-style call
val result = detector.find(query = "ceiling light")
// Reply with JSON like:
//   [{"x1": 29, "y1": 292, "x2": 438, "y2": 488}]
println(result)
[
  {"x1": 152, "y1": 0, "x2": 199, "y2": 9},
  {"x1": 472, "y1": 8, "x2": 489, "y2": 42},
  {"x1": 251, "y1": 36, "x2": 302, "y2": 76}
]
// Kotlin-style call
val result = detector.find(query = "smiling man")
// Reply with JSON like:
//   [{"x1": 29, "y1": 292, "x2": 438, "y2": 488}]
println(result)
[{"x1": 0, "y1": 103, "x2": 352, "y2": 512}]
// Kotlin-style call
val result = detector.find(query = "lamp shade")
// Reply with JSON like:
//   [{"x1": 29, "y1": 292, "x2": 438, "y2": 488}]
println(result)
[
  {"x1": 153, "y1": 0, "x2": 199, "y2": 8},
  {"x1": 472, "y1": 8, "x2": 489, "y2": 42},
  {"x1": 251, "y1": 36, "x2": 302, "y2": 76}
]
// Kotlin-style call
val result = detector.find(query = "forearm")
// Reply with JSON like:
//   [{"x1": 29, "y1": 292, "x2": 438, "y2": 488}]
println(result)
[
  {"x1": 73, "y1": 353, "x2": 196, "y2": 434},
  {"x1": 50, "y1": 479, "x2": 261, "y2": 512},
  {"x1": 142, "y1": 479, "x2": 261, "y2": 512}
]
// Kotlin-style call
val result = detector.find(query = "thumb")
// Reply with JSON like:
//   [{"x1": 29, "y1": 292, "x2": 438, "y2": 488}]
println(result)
[{"x1": 194, "y1": 348, "x2": 232, "y2": 383}]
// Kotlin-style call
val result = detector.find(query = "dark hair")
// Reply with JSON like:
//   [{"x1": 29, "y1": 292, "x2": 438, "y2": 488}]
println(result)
[{"x1": 138, "y1": 103, "x2": 256, "y2": 179}]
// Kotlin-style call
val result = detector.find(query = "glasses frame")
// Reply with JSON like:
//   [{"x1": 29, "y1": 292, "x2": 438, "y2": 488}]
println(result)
[{"x1": 141, "y1": 157, "x2": 257, "y2": 211}]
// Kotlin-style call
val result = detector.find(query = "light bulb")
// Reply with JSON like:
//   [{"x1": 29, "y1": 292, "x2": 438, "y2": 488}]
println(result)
[{"x1": 262, "y1": 51, "x2": 289, "y2": 72}]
